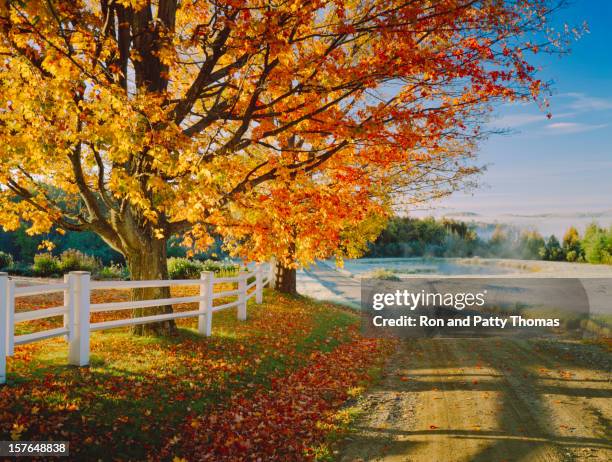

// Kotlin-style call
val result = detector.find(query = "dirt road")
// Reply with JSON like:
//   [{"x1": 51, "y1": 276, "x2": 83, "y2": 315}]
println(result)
[{"x1": 339, "y1": 338, "x2": 611, "y2": 462}]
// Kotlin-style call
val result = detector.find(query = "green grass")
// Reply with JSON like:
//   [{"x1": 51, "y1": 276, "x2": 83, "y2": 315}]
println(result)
[{"x1": 297, "y1": 300, "x2": 356, "y2": 354}]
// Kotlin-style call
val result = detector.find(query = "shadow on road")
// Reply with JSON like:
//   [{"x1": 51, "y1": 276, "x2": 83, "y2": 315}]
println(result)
[{"x1": 339, "y1": 338, "x2": 612, "y2": 462}]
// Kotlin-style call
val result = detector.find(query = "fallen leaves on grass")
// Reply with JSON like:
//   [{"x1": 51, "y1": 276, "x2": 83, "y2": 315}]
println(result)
[
  {"x1": 162, "y1": 334, "x2": 387, "y2": 461},
  {"x1": 1, "y1": 290, "x2": 393, "y2": 461}
]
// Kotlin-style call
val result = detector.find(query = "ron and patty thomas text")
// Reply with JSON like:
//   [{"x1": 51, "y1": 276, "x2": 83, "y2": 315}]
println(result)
[{"x1": 369, "y1": 289, "x2": 561, "y2": 328}]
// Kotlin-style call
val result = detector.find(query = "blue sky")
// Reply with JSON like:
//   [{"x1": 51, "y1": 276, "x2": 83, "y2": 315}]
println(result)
[{"x1": 416, "y1": 0, "x2": 612, "y2": 235}]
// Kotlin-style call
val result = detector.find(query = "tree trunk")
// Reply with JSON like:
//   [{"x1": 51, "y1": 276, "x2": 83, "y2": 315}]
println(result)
[
  {"x1": 275, "y1": 261, "x2": 297, "y2": 295},
  {"x1": 126, "y1": 236, "x2": 176, "y2": 336},
  {"x1": 274, "y1": 234, "x2": 298, "y2": 295}
]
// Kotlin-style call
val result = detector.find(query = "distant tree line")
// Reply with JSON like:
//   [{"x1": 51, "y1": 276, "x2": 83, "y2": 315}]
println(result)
[
  {"x1": 0, "y1": 225, "x2": 228, "y2": 266},
  {"x1": 0, "y1": 224, "x2": 230, "y2": 279},
  {"x1": 366, "y1": 217, "x2": 612, "y2": 264},
  {"x1": 0, "y1": 226, "x2": 123, "y2": 266}
]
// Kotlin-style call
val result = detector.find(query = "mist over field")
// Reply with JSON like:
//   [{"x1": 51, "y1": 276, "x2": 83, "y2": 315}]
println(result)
[{"x1": 414, "y1": 209, "x2": 612, "y2": 238}]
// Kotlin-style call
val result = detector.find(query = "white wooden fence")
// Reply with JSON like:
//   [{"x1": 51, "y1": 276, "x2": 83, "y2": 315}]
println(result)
[{"x1": 0, "y1": 263, "x2": 275, "y2": 384}]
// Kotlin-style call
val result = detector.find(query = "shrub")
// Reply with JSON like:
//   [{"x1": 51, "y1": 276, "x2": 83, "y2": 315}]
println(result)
[
  {"x1": 59, "y1": 249, "x2": 101, "y2": 273},
  {"x1": 167, "y1": 257, "x2": 203, "y2": 280},
  {"x1": 167, "y1": 258, "x2": 240, "y2": 279},
  {"x1": 0, "y1": 251, "x2": 13, "y2": 269},
  {"x1": 200, "y1": 259, "x2": 240, "y2": 276},
  {"x1": 370, "y1": 268, "x2": 401, "y2": 281},
  {"x1": 96, "y1": 264, "x2": 129, "y2": 280},
  {"x1": 6, "y1": 262, "x2": 34, "y2": 277},
  {"x1": 33, "y1": 253, "x2": 60, "y2": 277}
]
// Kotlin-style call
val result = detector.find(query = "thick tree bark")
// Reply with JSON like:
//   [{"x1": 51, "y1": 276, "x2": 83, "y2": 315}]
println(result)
[
  {"x1": 126, "y1": 236, "x2": 176, "y2": 336},
  {"x1": 274, "y1": 232, "x2": 298, "y2": 294},
  {"x1": 275, "y1": 261, "x2": 297, "y2": 295}
]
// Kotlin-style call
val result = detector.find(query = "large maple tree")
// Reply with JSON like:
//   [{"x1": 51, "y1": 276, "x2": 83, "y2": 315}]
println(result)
[{"x1": 0, "y1": 0, "x2": 567, "y2": 332}]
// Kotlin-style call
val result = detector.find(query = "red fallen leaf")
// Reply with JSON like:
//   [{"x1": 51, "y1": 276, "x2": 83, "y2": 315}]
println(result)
[
  {"x1": 399, "y1": 376, "x2": 409, "y2": 382},
  {"x1": 472, "y1": 379, "x2": 479, "y2": 385},
  {"x1": 429, "y1": 425, "x2": 438, "y2": 429}
]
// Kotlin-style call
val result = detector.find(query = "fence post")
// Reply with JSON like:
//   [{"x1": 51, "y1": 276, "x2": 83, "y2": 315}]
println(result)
[
  {"x1": 0, "y1": 273, "x2": 7, "y2": 384},
  {"x1": 198, "y1": 271, "x2": 214, "y2": 336},
  {"x1": 238, "y1": 271, "x2": 248, "y2": 320},
  {"x1": 63, "y1": 273, "x2": 74, "y2": 342},
  {"x1": 255, "y1": 263, "x2": 263, "y2": 304},
  {"x1": 268, "y1": 258, "x2": 276, "y2": 289},
  {"x1": 6, "y1": 278, "x2": 14, "y2": 356},
  {"x1": 68, "y1": 271, "x2": 90, "y2": 366}
]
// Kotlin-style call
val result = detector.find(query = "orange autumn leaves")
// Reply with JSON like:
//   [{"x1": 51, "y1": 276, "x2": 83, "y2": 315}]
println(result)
[
  {"x1": 0, "y1": 1, "x2": 568, "y2": 270},
  {"x1": 1, "y1": 290, "x2": 393, "y2": 460},
  {"x1": 218, "y1": 176, "x2": 388, "y2": 268}
]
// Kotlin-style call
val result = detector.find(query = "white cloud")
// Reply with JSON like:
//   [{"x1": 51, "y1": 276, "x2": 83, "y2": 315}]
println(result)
[
  {"x1": 559, "y1": 92, "x2": 612, "y2": 111},
  {"x1": 491, "y1": 111, "x2": 577, "y2": 129},
  {"x1": 491, "y1": 92, "x2": 612, "y2": 131},
  {"x1": 492, "y1": 113, "x2": 548, "y2": 128},
  {"x1": 545, "y1": 122, "x2": 608, "y2": 134}
]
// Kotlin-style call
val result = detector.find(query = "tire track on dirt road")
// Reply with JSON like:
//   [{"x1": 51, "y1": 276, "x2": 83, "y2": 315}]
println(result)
[{"x1": 339, "y1": 338, "x2": 611, "y2": 462}]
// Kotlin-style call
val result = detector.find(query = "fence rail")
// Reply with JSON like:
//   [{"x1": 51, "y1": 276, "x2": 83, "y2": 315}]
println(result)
[{"x1": 0, "y1": 262, "x2": 275, "y2": 384}]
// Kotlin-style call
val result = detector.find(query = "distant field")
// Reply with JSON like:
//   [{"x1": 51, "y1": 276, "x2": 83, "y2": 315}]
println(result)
[{"x1": 336, "y1": 257, "x2": 612, "y2": 278}]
